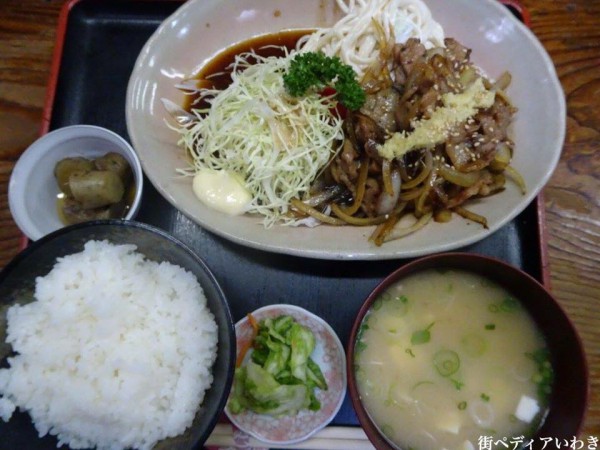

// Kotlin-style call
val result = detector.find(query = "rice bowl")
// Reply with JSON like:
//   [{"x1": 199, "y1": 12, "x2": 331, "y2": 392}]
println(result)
[{"x1": 0, "y1": 221, "x2": 236, "y2": 450}]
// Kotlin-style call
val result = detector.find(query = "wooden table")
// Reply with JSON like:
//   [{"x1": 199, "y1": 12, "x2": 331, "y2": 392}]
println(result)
[{"x1": 0, "y1": 0, "x2": 598, "y2": 441}]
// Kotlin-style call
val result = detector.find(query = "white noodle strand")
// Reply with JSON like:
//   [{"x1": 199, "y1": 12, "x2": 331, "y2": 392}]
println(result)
[{"x1": 298, "y1": 0, "x2": 445, "y2": 79}]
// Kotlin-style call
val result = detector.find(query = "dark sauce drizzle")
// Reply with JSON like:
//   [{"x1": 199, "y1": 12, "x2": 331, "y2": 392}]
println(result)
[{"x1": 183, "y1": 29, "x2": 312, "y2": 111}]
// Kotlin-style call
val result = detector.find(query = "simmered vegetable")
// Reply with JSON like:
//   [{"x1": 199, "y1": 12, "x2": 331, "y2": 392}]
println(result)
[
  {"x1": 94, "y1": 152, "x2": 132, "y2": 184},
  {"x1": 69, "y1": 171, "x2": 125, "y2": 209},
  {"x1": 60, "y1": 198, "x2": 126, "y2": 225},
  {"x1": 54, "y1": 152, "x2": 133, "y2": 225},
  {"x1": 54, "y1": 158, "x2": 95, "y2": 196},
  {"x1": 229, "y1": 314, "x2": 328, "y2": 416}
]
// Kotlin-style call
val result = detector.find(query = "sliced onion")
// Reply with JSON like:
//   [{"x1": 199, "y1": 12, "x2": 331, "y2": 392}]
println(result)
[
  {"x1": 493, "y1": 71, "x2": 512, "y2": 91},
  {"x1": 505, "y1": 165, "x2": 527, "y2": 194},
  {"x1": 383, "y1": 212, "x2": 433, "y2": 243},
  {"x1": 369, "y1": 203, "x2": 407, "y2": 246},
  {"x1": 489, "y1": 142, "x2": 512, "y2": 172},
  {"x1": 453, "y1": 206, "x2": 488, "y2": 228},
  {"x1": 439, "y1": 164, "x2": 480, "y2": 187},
  {"x1": 376, "y1": 170, "x2": 402, "y2": 215},
  {"x1": 458, "y1": 66, "x2": 478, "y2": 87},
  {"x1": 381, "y1": 159, "x2": 394, "y2": 196},
  {"x1": 303, "y1": 185, "x2": 345, "y2": 207},
  {"x1": 161, "y1": 98, "x2": 196, "y2": 125}
]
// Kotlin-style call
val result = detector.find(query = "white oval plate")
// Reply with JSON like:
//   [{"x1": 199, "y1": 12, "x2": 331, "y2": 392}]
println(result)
[
  {"x1": 126, "y1": 0, "x2": 565, "y2": 260},
  {"x1": 224, "y1": 304, "x2": 347, "y2": 445}
]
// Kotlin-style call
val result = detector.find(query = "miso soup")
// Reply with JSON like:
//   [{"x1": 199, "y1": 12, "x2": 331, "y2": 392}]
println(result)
[{"x1": 354, "y1": 269, "x2": 552, "y2": 450}]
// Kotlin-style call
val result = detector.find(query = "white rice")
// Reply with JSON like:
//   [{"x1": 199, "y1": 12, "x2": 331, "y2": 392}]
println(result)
[{"x1": 0, "y1": 240, "x2": 219, "y2": 450}]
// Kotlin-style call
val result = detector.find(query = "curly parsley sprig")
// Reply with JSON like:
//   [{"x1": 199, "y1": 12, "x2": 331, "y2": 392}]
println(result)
[{"x1": 283, "y1": 51, "x2": 366, "y2": 111}]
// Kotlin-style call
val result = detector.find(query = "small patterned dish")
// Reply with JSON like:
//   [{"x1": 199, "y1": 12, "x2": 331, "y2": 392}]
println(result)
[{"x1": 224, "y1": 304, "x2": 347, "y2": 445}]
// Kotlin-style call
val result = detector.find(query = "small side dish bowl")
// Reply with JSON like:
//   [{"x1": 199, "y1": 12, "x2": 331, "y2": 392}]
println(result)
[
  {"x1": 0, "y1": 220, "x2": 236, "y2": 449},
  {"x1": 225, "y1": 304, "x2": 347, "y2": 445},
  {"x1": 9, "y1": 125, "x2": 144, "y2": 241},
  {"x1": 347, "y1": 253, "x2": 588, "y2": 450}
]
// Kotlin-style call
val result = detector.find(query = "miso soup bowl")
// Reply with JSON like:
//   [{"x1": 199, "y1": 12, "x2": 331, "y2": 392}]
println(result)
[{"x1": 347, "y1": 253, "x2": 588, "y2": 450}]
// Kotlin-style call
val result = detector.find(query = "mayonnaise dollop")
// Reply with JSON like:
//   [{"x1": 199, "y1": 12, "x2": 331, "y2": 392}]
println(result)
[{"x1": 192, "y1": 169, "x2": 252, "y2": 216}]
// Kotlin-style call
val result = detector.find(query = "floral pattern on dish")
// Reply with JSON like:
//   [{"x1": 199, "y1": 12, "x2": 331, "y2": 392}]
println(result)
[{"x1": 224, "y1": 304, "x2": 347, "y2": 445}]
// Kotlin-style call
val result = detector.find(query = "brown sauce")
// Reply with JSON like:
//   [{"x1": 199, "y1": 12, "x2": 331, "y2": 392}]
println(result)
[{"x1": 183, "y1": 29, "x2": 313, "y2": 111}]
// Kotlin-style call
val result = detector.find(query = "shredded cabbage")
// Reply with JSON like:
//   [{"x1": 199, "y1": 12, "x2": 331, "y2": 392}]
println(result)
[{"x1": 175, "y1": 51, "x2": 344, "y2": 227}]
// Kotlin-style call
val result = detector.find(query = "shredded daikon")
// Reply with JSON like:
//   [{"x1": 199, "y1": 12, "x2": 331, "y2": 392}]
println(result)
[
  {"x1": 175, "y1": 52, "x2": 343, "y2": 227},
  {"x1": 297, "y1": 0, "x2": 445, "y2": 79}
]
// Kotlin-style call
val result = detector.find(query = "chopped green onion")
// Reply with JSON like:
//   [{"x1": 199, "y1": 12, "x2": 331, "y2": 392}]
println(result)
[
  {"x1": 355, "y1": 366, "x2": 366, "y2": 383},
  {"x1": 481, "y1": 393, "x2": 490, "y2": 402},
  {"x1": 484, "y1": 323, "x2": 496, "y2": 330},
  {"x1": 356, "y1": 320, "x2": 369, "y2": 347},
  {"x1": 500, "y1": 297, "x2": 519, "y2": 312},
  {"x1": 489, "y1": 297, "x2": 520, "y2": 313},
  {"x1": 526, "y1": 348, "x2": 554, "y2": 401},
  {"x1": 411, "y1": 322, "x2": 434, "y2": 345},
  {"x1": 405, "y1": 348, "x2": 416, "y2": 358},
  {"x1": 458, "y1": 401, "x2": 467, "y2": 410},
  {"x1": 433, "y1": 350, "x2": 460, "y2": 377},
  {"x1": 450, "y1": 378, "x2": 464, "y2": 390},
  {"x1": 389, "y1": 294, "x2": 410, "y2": 317},
  {"x1": 411, "y1": 380, "x2": 434, "y2": 391},
  {"x1": 355, "y1": 340, "x2": 367, "y2": 354}
]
